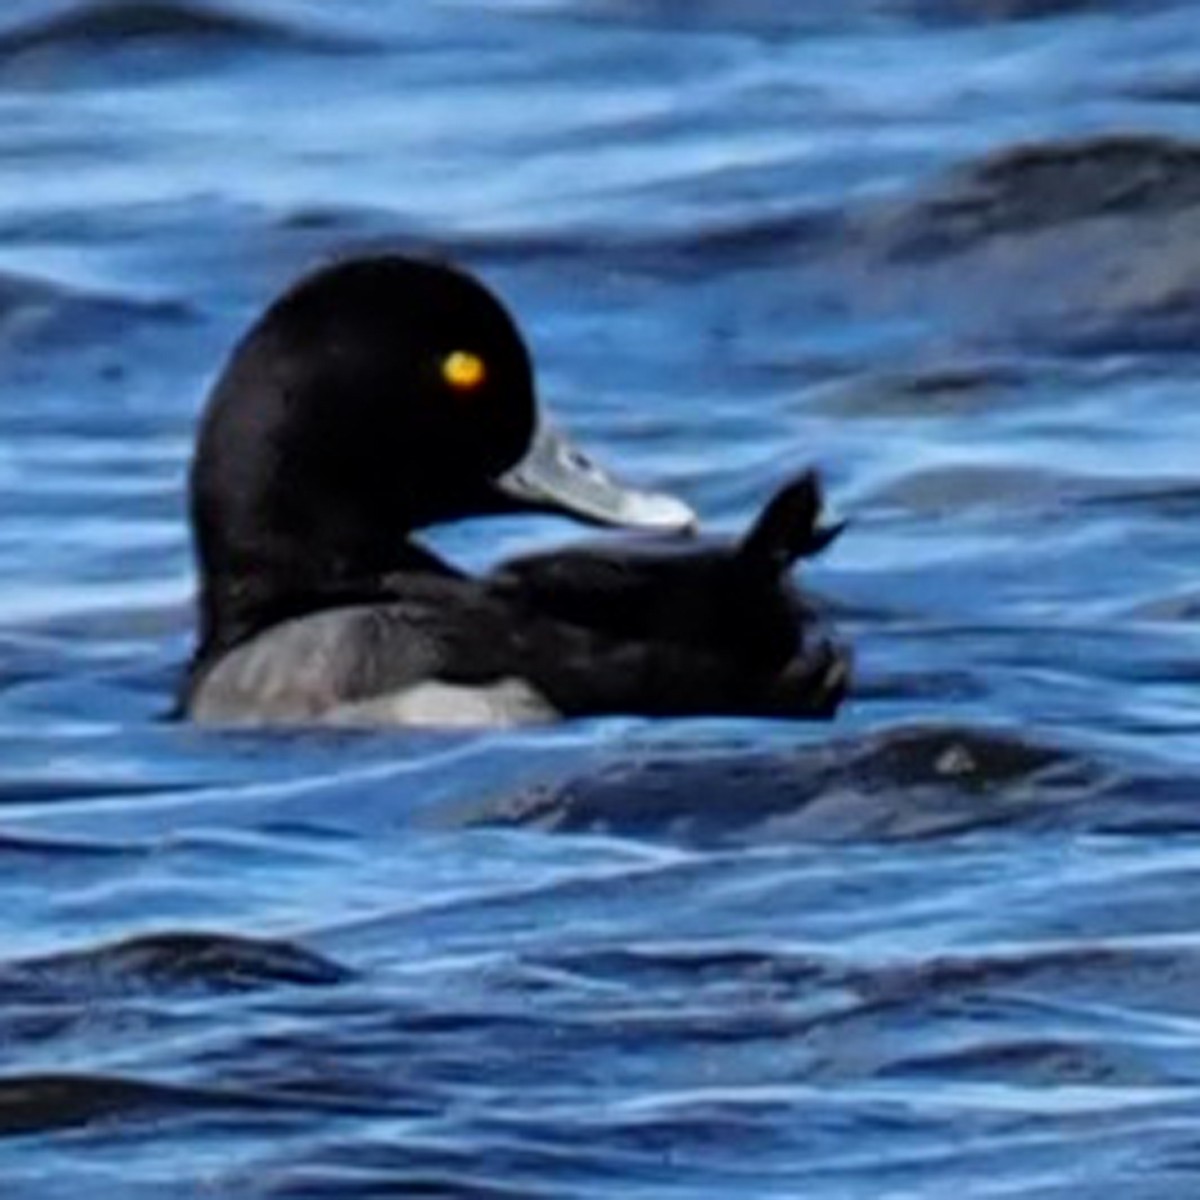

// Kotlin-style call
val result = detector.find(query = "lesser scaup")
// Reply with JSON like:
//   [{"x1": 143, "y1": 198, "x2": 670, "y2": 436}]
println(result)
[{"x1": 182, "y1": 255, "x2": 848, "y2": 726}]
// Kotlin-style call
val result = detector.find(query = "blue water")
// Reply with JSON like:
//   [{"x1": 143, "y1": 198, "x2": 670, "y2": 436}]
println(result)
[{"x1": 4, "y1": 0, "x2": 1200, "y2": 1195}]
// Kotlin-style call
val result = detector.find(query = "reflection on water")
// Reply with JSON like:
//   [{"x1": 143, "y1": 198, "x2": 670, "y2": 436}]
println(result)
[{"x1": 2, "y1": 0, "x2": 1200, "y2": 1195}]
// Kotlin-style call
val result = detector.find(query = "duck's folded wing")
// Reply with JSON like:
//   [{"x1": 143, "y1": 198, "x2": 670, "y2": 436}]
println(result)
[
  {"x1": 489, "y1": 541, "x2": 716, "y2": 638},
  {"x1": 490, "y1": 470, "x2": 842, "y2": 642}
]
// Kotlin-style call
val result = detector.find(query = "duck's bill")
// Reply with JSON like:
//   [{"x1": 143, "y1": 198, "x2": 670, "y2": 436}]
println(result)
[{"x1": 495, "y1": 423, "x2": 696, "y2": 532}]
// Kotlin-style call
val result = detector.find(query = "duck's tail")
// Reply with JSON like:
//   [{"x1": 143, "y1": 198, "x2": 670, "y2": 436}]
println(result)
[{"x1": 737, "y1": 470, "x2": 844, "y2": 576}]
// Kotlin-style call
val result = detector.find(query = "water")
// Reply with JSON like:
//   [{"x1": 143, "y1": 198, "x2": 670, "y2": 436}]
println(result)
[{"x1": 2, "y1": 0, "x2": 1200, "y2": 1194}]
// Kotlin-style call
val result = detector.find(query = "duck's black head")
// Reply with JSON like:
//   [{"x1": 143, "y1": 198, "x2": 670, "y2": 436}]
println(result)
[{"x1": 189, "y1": 254, "x2": 692, "y2": 658}]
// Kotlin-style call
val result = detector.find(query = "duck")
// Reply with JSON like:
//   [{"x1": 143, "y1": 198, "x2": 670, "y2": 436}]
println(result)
[{"x1": 181, "y1": 253, "x2": 849, "y2": 727}]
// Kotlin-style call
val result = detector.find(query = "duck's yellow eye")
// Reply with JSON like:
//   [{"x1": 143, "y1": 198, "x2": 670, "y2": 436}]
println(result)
[{"x1": 442, "y1": 350, "x2": 487, "y2": 393}]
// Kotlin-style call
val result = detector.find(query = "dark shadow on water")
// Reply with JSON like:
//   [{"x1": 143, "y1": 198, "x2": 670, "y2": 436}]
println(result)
[{"x1": 459, "y1": 720, "x2": 1197, "y2": 845}]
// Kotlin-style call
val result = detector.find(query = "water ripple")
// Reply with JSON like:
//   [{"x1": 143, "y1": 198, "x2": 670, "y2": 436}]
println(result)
[{"x1": 0, "y1": 0, "x2": 360, "y2": 64}]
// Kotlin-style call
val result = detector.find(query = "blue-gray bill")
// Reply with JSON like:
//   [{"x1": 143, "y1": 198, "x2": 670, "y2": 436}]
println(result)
[{"x1": 496, "y1": 422, "x2": 696, "y2": 533}]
